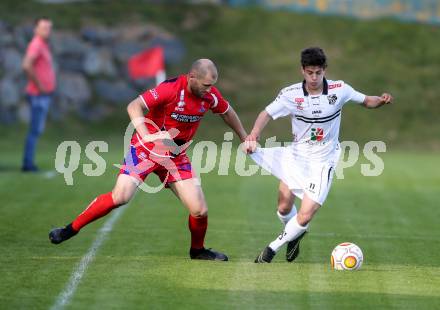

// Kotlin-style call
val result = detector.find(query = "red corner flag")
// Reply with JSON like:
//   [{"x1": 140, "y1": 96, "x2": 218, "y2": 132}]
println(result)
[{"x1": 128, "y1": 46, "x2": 166, "y2": 84}]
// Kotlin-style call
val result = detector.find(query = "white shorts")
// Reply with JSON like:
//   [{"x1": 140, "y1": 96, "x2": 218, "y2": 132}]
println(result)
[{"x1": 250, "y1": 147, "x2": 340, "y2": 205}]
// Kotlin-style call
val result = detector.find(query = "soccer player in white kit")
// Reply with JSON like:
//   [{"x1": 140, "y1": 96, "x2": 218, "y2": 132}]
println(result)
[{"x1": 245, "y1": 47, "x2": 393, "y2": 263}]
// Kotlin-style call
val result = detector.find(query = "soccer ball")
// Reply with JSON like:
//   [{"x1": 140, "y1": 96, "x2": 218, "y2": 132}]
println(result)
[{"x1": 330, "y1": 242, "x2": 363, "y2": 271}]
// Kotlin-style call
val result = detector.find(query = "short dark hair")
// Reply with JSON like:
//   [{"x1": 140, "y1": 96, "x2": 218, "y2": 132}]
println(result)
[
  {"x1": 34, "y1": 17, "x2": 51, "y2": 26},
  {"x1": 301, "y1": 47, "x2": 327, "y2": 68}
]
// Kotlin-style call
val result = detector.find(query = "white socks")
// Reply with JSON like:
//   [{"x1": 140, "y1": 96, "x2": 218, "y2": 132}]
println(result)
[
  {"x1": 277, "y1": 205, "x2": 297, "y2": 226},
  {"x1": 269, "y1": 215, "x2": 308, "y2": 253}
]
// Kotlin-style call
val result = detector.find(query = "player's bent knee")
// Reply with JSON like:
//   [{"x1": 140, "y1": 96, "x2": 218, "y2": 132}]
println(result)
[
  {"x1": 111, "y1": 191, "x2": 132, "y2": 206},
  {"x1": 278, "y1": 204, "x2": 293, "y2": 215},
  {"x1": 278, "y1": 197, "x2": 295, "y2": 216},
  {"x1": 297, "y1": 212, "x2": 313, "y2": 226},
  {"x1": 190, "y1": 206, "x2": 208, "y2": 218}
]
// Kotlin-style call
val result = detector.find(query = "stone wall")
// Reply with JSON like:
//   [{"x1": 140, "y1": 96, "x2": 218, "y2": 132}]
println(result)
[{"x1": 0, "y1": 21, "x2": 185, "y2": 124}]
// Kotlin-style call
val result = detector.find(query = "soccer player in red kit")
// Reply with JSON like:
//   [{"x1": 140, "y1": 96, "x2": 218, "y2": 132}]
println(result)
[{"x1": 49, "y1": 59, "x2": 247, "y2": 261}]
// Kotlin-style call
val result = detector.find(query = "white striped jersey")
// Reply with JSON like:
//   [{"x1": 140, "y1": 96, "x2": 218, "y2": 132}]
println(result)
[{"x1": 265, "y1": 79, "x2": 366, "y2": 161}]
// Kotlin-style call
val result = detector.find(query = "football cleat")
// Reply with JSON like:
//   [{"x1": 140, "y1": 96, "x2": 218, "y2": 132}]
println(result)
[
  {"x1": 254, "y1": 246, "x2": 276, "y2": 263},
  {"x1": 49, "y1": 224, "x2": 78, "y2": 244},
  {"x1": 189, "y1": 248, "x2": 229, "y2": 261},
  {"x1": 286, "y1": 231, "x2": 307, "y2": 262}
]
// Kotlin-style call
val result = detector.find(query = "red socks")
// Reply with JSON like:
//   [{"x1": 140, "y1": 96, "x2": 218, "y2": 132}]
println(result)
[
  {"x1": 71, "y1": 193, "x2": 207, "y2": 250},
  {"x1": 72, "y1": 192, "x2": 116, "y2": 231},
  {"x1": 188, "y1": 215, "x2": 208, "y2": 249}
]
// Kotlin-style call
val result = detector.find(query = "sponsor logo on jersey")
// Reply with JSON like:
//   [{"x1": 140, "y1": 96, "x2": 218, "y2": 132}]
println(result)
[
  {"x1": 329, "y1": 83, "x2": 342, "y2": 89},
  {"x1": 295, "y1": 109, "x2": 341, "y2": 124},
  {"x1": 311, "y1": 128, "x2": 324, "y2": 141},
  {"x1": 171, "y1": 112, "x2": 202, "y2": 123},
  {"x1": 327, "y1": 94, "x2": 338, "y2": 105},
  {"x1": 312, "y1": 110, "x2": 322, "y2": 115},
  {"x1": 176, "y1": 99, "x2": 185, "y2": 111},
  {"x1": 295, "y1": 98, "x2": 304, "y2": 110},
  {"x1": 176, "y1": 89, "x2": 186, "y2": 111},
  {"x1": 149, "y1": 89, "x2": 159, "y2": 100}
]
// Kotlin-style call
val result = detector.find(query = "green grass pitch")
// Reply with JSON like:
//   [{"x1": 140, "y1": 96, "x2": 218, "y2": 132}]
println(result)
[{"x1": 0, "y1": 139, "x2": 439, "y2": 309}]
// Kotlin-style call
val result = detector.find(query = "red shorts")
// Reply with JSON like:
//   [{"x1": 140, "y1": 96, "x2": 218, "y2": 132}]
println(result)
[{"x1": 119, "y1": 145, "x2": 195, "y2": 187}]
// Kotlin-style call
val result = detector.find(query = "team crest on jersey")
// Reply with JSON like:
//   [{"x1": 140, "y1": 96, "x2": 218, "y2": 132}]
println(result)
[
  {"x1": 310, "y1": 128, "x2": 324, "y2": 141},
  {"x1": 327, "y1": 94, "x2": 337, "y2": 105}
]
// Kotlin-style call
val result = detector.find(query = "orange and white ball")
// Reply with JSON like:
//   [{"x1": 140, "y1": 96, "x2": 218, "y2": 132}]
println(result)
[{"x1": 331, "y1": 242, "x2": 363, "y2": 270}]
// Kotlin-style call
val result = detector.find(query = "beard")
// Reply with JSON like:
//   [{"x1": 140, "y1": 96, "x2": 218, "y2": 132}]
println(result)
[{"x1": 190, "y1": 85, "x2": 205, "y2": 98}]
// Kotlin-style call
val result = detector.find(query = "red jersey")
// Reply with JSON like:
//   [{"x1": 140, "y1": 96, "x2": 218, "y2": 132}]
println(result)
[
  {"x1": 25, "y1": 36, "x2": 56, "y2": 95},
  {"x1": 132, "y1": 75, "x2": 230, "y2": 156}
]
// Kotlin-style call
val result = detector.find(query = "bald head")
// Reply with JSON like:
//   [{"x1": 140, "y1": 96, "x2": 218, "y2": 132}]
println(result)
[
  {"x1": 190, "y1": 58, "x2": 218, "y2": 81},
  {"x1": 187, "y1": 59, "x2": 218, "y2": 98}
]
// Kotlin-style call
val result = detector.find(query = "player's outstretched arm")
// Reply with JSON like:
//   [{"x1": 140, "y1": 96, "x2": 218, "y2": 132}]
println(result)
[
  {"x1": 219, "y1": 106, "x2": 248, "y2": 142},
  {"x1": 363, "y1": 93, "x2": 393, "y2": 109},
  {"x1": 244, "y1": 110, "x2": 272, "y2": 153}
]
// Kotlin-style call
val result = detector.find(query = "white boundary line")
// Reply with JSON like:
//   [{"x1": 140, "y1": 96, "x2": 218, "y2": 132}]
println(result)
[{"x1": 50, "y1": 205, "x2": 127, "y2": 310}]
